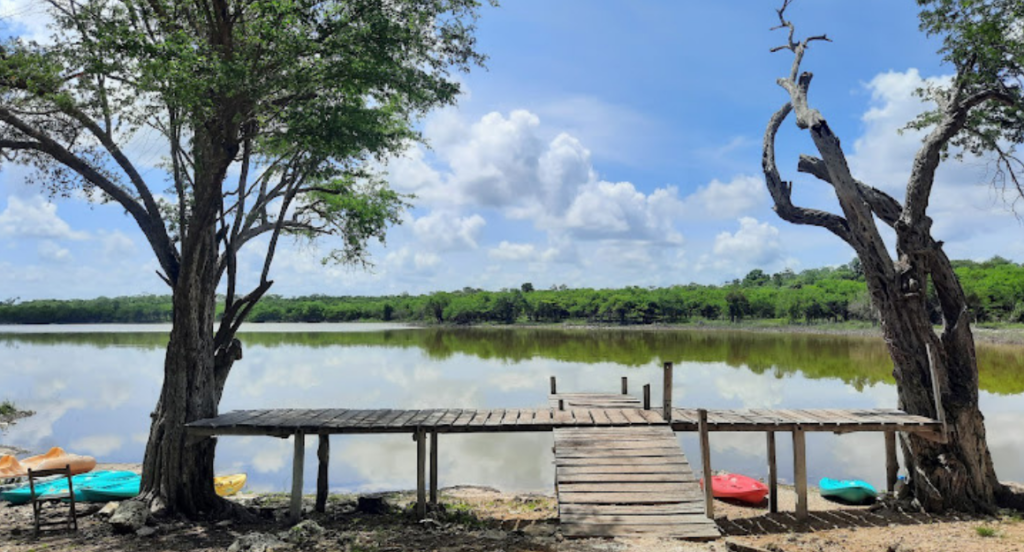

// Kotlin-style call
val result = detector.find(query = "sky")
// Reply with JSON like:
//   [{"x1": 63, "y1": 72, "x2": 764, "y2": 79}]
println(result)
[{"x1": 1, "y1": 0, "x2": 1023, "y2": 300}]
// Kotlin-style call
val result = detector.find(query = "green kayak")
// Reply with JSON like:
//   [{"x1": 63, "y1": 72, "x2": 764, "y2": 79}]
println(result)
[
  {"x1": 1, "y1": 471, "x2": 137, "y2": 505},
  {"x1": 819, "y1": 477, "x2": 878, "y2": 505}
]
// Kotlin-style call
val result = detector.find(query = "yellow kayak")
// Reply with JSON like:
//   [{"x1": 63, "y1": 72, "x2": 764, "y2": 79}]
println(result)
[{"x1": 214, "y1": 473, "x2": 246, "y2": 497}]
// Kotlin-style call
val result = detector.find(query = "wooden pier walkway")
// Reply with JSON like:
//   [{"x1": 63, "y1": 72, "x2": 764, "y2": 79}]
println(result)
[
  {"x1": 186, "y1": 365, "x2": 943, "y2": 540},
  {"x1": 549, "y1": 393, "x2": 719, "y2": 539}
]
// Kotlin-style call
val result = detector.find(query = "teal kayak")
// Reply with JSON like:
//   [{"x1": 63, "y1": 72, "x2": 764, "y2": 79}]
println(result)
[
  {"x1": 79, "y1": 476, "x2": 141, "y2": 502},
  {"x1": 819, "y1": 477, "x2": 878, "y2": 505},
  {"x1": 1, "y1": 471, "x2": 137, "y2": 505}
]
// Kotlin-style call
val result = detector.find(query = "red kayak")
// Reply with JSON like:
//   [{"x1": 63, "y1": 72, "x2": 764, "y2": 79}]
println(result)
[{"x1": 700, "y1": 473, "x2": 769, "y2": 504}]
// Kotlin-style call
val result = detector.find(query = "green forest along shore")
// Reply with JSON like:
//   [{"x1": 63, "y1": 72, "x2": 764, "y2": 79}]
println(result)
[{"x1": 3, "y1": 257, "x2": 1024, "y2": 328}]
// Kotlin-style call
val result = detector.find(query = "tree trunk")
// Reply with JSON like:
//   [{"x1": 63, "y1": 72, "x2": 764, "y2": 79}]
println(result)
[
  {"x1": 139, "y1": 216, "x2": 230, "y2": 516},
  {"x1": 139, "y1": 122, "x2": 240, "y2": 517}
]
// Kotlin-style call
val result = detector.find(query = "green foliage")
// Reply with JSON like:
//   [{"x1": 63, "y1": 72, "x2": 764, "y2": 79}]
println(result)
[
  {"x1": 2, "y1": 258, "x2": 1022, "y2": 327},
  {"x1": 0, "y1": 399, "x2": 16, "y2": 417},
  {"x1": 975, "y1": 525, "x2": 998, "y2": 538}
]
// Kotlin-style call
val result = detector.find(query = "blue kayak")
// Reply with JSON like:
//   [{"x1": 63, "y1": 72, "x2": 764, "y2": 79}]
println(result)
[
  {"x1": 79, "y1": 476, "x2": 141, "y2": 502},
  {"x1": 1, "y1": 471, "x2": 137, "y2": 505},
  {"x1": 819, "y1": 477, "x2": 878, "y2": 505}
]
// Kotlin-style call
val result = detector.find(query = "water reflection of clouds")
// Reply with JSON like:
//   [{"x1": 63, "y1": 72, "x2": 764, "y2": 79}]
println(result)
[
  {"x1": 70, "y1": 434, "x2": 124, "y2": 456},
  {"x1": 3, "y1": 328, "x2": 1022, "y2": 495}
]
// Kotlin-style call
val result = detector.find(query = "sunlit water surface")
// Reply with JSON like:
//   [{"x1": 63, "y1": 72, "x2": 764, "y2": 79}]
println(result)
[{"x1": 1, "y1": 324, "x2": 1022, "y2": 494}]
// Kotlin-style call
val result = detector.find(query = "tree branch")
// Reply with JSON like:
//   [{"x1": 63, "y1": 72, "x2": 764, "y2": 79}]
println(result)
[
  {"x1": 798, "y1": 154, "x2": 905, "y2": 227},
  {"x1": 762, "y1": 102, "x2": 852, "y2": 243}
]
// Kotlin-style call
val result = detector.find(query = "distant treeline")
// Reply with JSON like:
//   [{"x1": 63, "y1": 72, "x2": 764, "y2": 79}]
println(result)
[{"x1": 2, "y1": 257, "x2": 1023, "y2": 326}]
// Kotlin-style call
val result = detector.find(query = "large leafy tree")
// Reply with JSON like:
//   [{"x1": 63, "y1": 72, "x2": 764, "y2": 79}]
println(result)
[
  {"x1": 763, "y1": 0, "x2": 1023, "y2": 511},
  {"x1": 0, "y1": 0, "x2": 490, "y2": 516}
]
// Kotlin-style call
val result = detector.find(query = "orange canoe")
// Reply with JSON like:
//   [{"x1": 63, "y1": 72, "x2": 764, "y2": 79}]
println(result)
[{"x1": 0, "y1": 447, "x2": 96, "y2": 478}]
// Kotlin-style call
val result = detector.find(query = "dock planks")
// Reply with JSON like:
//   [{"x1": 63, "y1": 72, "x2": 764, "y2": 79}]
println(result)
[{"x1": 553, "y1": 425, "x2": 719, "y2": 540}]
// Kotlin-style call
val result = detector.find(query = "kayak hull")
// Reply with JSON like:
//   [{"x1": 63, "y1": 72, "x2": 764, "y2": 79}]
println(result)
[
  {"x1": 819, "y1": 478, "x2": 878, "y2": 505},
  {"x1": 215, "y1": 474, "x2": 247, "y2": 497},
  {"x1": 1, "y1": 471, "x2": 136, "y2": 505},
  {"x1": 0, "y1": 447, "x2": 97, "y2": 478},
  {"x1": 700, "y1": 473, "x2": 769, "y2": 505}
]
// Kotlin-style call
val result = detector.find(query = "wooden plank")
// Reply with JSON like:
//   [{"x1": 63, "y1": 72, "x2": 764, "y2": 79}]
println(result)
[
  {"x1": 354, "y1": 409, "x2": 390, "y2": 428},
  {"x1": 386, "y1": 410, "x2": 420, "y2": 429},
  {"x1": 793, "y1": 429, "x2": 808, "y2": 521},
  {"x1": 304, "y1": 409, "x2": 351, "y2": 431},
  {"x1": 559, "y1": 491, "x2": 703, "y2": 504},
  {"x1": 324, "y1": 409, "x2": 362, "y2": 428},
  {"x1": 560, "y1": 503, "x2": 706, "y2": 516},
  {"x1": 698, "y1": 409, "x2": 714, "y2": 520},
  {"x1": 516, "y1": 409, "x2": 535, "y2": 425},
  {"x1": 638, "y1": 409, "x2": 665, "y2": 424},
  {"x1": 561, "y1": 513, "x2": 710, "y2": 526},
  {"x1": 468, "y1": 410, "x2": 493, "y2": 427},
  {"x1": 573, "y1": 410, "x2": 595, "y2": 426},
  {"x1": 316, "y1": 434, "x2": 329, "y2": 513},
  {"x1": 421, "y1": 409, "x2": 449, "y2": 428},
  {"x1": 502, "y1": 409, "x2": 521, "y2": 426},
  {"x1": 451, "y1": 410, "x2": 477, "y2": 427},
  {"x1": 767, "y1": 431, "x2": 778, "y2": 514},
  {"x1": 558, "y1": 483, "x2": 697, "y2": 494},
  {"x1": 554, "y1": 448, "x2": 686, "y2": 458},
  {"x1": 560, "y1": 524, "x2": 719, "y2": 539},
  {"x1": 290, "y1": 431, "x2": 305, "y2": 522},
  {"x1": 434, "y1": 409, "x2": 461, "y2": 428},
  {"x1": 557, "y1": 464, "x2": 692, "y2": 475},
  {"x1": 555, "y1": 440, "x2": 680, "y2": 450},
  {"x1": 885, "y1": 431, "x2": 898, "y2": 493},
  {"x1": 533, "y1": 409, "x2": 553, "y2": 425},
  {"x1": 484, "y1": 409, "x2": 506, "y2": 427},
  {"x1": 555, "y1": 456, "x2": 690, "y2": 466},
  {"x1": 405, "y1": 409, "x2": 437, "y2": 427},
  {"x1": 190, "y1": 409, "x2": 260, "y2": 428},
  {"x1": 557, "y1": 473, "x2": 696, "y2": 484},
  {"x1": 604, "y1": 409, "x2": 629, "y2": 425},
  {"x1": 620, "y1": 409, "x2": 648, "y2": 425}
]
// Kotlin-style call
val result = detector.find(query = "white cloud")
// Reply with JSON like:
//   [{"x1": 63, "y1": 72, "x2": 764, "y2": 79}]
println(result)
[
  {"x1": 0, "y1": 196, "x2": 88, "y2": 241},
  {"x1": 70, "y1": 434, "x2": 123, "y2": 457},
  {"x1": 489, "y1": 241, "x2": 535, "y2": 261},
  {"x1": 412, "y1": 211, "x2": 486, "y2": 251},
  {"x1": 0, "y1": 0, "x2": 54, "y2": 44},
  {"x1": 101, "y1": 230, "x2": 137, "y2": 260},
  {"x1": 683, "y1": 175, "x2": 766, "y2": 219},
  {"x1": 37, "y1": 240, "x2": 70, "y2": 262},
  {"x1": 712, "y1": 217, "x2": 782, "y2": 265}
]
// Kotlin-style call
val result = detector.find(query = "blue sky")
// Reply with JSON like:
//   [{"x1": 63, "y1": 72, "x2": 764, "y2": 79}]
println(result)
[{"x1": 1, "y1": 0, "x2": 1022, "y2": 300}]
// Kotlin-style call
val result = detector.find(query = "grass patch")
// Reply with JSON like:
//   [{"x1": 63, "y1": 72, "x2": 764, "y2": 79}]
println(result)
[
  {"x1": 975, "y1": 526, "x2": 998, "y2": 538},
  {"x1": 0, "y1": 399, "x2": 16, "y2": 417}
]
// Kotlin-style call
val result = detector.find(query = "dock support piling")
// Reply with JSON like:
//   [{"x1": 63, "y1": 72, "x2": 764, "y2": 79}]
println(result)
[
  {"x1": 662, "y1": 362, "x2": 673, "y2": 422},
  {"x1": 558, "y1": 399, "x2": 564, "y2": 411},
  {"x1": 316, "y1": 434, "x2": 329, "y2": 513},
  {"x1": 416, "y1": 427, "x2": 426, "y2": 519},
  {"x1": 793, "y1": 428, "x2": 808, "y2": 521},
  {"x1": 429, "y1": 429, "x2": 439, "y2": 505},
  {"x1": 885, "y1": 431, "x2": 898, "y2": 493},
  {"x1": 621, "y1": 377, "x2": 628, "y2": 395},
  {"x1": 291, "y1": 431, "x2": 305, "y2": 522},
  {"x1": 643, "y1": 384, "x2": 650, "y2": 410},
  {"x1": 550, "y1": 376, "x2": 557, "y2": 395},
  {"x1": 766, "y1": 431, "x2": 778, "y2": 513},
  {"x1": 698, "y1": 409, "x2": 714, "y2": 519}
]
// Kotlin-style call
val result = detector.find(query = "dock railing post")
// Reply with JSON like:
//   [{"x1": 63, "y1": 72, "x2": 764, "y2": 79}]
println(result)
[
  {"x1": 558, "y1": 399, "x2": 565, "y2": 411},
  {"x1": 416, "y1": 427, "x2": 427, "y2": 519},
  {"x1": 885, "y1": 431, "x2": 898, "y2": 493},
  {"x1": 793, "y1": 428, "x2": 808, "y2": 521},
  {"x1": 643, "y1": 384, "x2": 651, "y2": 410},
  {"x1": 290, "y1": 431, "x2": 305, "y2": 522},
  {"x1": 662, "y1": 362, "x2": 673, "y2": 422},
  {"x1": 316, "y1": 434, "x2": 329, "y2": 513},
  {"x1": 550, "y1": 376, "x2": 557, "y2": 395},
  {"x1": 698, "y1": 409, "x2": 714, "y2": 519},
  {"x1": 766, "y1": 431, "x2": 778, "y2": 513},
  {"x1": 621, "y1": 376, "x2": 628, "y2": 395},
  {"x1": 430, "y1": 429, "x2": 439, "y2": 505}
]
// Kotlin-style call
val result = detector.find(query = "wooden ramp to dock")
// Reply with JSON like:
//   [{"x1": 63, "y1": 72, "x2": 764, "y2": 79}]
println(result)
[{"x1": 550, "y1": 393, "x2": 720, "y2": 540}]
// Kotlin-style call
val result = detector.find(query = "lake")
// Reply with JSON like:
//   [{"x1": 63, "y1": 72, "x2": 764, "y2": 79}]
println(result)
[{"x1": 1, "y1": 324, "x2": 1022, "y2": 495}]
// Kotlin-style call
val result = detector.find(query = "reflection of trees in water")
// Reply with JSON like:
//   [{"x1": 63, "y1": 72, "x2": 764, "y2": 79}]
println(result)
[{"x1": 1, "y1": 328, "x2": 1021, "y2": 395}]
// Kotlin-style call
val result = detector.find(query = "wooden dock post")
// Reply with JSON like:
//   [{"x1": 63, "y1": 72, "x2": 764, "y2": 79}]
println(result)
[
  {"x1": 885, "y1": 431, "x2": 898, "y2": 493},
  {"x1": 429, "y1": 429, "x2": 439, "y2": 505},
  {"x1": 766, "y1": 431, "x2": 778, "y2": 513},
  {"x1": 643, "y1": 384, "x2": 651, "y2": 410},
  {"x1": 698, "y1": 409, "x2": 714, "y2": 519},
  {"x1": 621, "y1": 376, "x2": 628, "y2": 395},
  {"x1": 291, "y1": 431, "x2": 305, "y2": 521},
  {"x1": 662, "y1": 362, "x2": 673, "y2": 422},
  {"x1": 550, "y1": 376, "x2": 557, "y2": 395},
  {"x1": 416, "y1": 428, "x2": 426, "y2": 519},
  {"x1": 316, "y1": 434, "x2": 329, "y2": 513},
  {"x1": 793, "y1": 428, "x2": 808, "y2": 521},
  {"x1": 558, "y1": 399, "x2": 564, "y2": 411}
]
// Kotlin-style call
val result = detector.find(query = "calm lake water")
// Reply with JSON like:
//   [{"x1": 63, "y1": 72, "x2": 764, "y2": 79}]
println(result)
[{"x1": 1, "y1": 324, "x2": 1022, "y2": 494}]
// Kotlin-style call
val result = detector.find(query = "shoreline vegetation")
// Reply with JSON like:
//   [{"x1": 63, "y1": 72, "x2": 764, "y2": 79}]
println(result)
[{"x1": 2, "y1": 258, "x2": 1024, "y2": 330}]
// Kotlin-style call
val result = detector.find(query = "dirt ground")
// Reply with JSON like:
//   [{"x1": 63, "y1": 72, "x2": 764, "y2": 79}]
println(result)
[{"x1": 1, "y1": 482, "x2": 1022, "y2": 552}]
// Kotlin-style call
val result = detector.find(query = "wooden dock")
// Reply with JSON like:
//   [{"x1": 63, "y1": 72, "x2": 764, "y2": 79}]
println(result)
[
  {"x1": 549, "y1": 393, "x2": 719, "y2": 539},
  {"x1": 186, "y1": 365, "x2": 943, "y2": 539}
]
